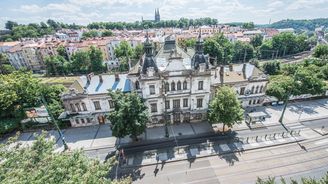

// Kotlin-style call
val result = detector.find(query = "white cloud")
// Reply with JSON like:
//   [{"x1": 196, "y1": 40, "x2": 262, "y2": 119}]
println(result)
[
  {"x1": 68, "y1": 0, "x2": 153, "y2": 6},
  {"x1": 15, "y1": 3, "x2": 81, "y2": 14},
  {"x1": 287, "y1": 0, "x2": 328, "y2": 10}
]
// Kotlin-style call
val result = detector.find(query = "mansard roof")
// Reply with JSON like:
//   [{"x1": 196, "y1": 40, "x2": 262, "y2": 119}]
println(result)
[{"x1": 71, "y1": 74, "x2": 131, "y2": 95}]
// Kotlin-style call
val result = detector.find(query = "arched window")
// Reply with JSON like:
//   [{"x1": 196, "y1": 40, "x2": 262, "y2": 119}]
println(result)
[
  {"x1": 255, "y1": 86, "x2": 259, "y2": 94},
  {"x1": 82, "y1": 102, "x2": 87, "y2": 111},
  {"x1": 171, "y1": 82, "x2": 176, "y2": 91},
  {"x1": 260, "y1": 86, "x2": 264, "y2": 93},
  {"x1": 165, "y1": 82, "x2": 169, "y2": 92},
  {"x1": 177, "y1": 81, "x2": 181, "y2": 90},
  {"x1": 135, "y1": 81, "x2": 140, "y2": 89},
  {"x1": 75, "y1": 103, "x2": 81, "y2": 112},
  {"x1": 183, "y1": 81, "x2": 187, "y2": 90},
  {"x1": 251, "y1": 86, "x2": 255, "y2": 94}
]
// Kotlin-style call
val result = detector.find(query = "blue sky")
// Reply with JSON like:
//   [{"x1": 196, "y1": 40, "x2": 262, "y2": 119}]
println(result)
[{"x1": 1, "y1": 0, "x2": 328, "y2": 28}]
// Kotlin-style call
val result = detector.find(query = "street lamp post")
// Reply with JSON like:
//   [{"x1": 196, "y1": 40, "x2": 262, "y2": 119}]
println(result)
[
  {"x1": 40, "y1": 95, "x2": 69, "y2": 151},
  {"x1": 278, "y1": 69, "x2": 301, "y2": 129}
]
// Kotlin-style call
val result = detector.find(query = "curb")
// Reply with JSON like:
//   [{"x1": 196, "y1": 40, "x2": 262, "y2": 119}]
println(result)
[{"x1": 121, "y1": 137, "x2": 305, "y2": 168}]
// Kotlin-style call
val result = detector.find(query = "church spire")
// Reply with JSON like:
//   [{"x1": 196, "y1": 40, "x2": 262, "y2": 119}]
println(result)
[{"x1": 195, "y1": 29, "x2": 204, "y2": 54}]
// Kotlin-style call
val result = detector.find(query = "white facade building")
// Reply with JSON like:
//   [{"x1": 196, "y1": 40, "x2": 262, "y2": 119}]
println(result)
[{"x1": 60, "y1": 34, "x2": 268, "y2": 127}]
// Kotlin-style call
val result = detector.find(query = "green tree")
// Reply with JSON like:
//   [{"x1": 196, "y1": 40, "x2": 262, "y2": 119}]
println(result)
[
  {"x1": 40, "y1": 84, "x2": 66, "y2": 120},
  {"x1": 56, "y1": 45, "x2": 69, "y2": 60},
  {"x1": 231, "y1": 41, "x2": 254, "y2": 63},
  {"x1": 83, "y1": 30, "x2": 99, "y2": 38},
  {"x1": 5, "y1": 21, "x2": 18, "y2": 30},
  {"x1": 102, "y1": 30, "x2": 114, "y2": 37},
  {"x1": 44, "y1": 55, "x2": 67, "y2": 76},
  {"x1": 204, "y1": 39, "x2": 223, "y2": 65},
  {"x1": 133, "y1": 44, "x2": 144, "y2": 60},
  {"x1": 262, "y1": 61, "x2": 281, "y2": 75},
  {"x1": 178, "y1": 38, "x2": 197, "y2": 49},
  {"x1": 89, "y1": 46, "x2": 104, "y2": 73},
  {"x1": 0, "y1": 53, "x2": 10, "y2": 74},
  {"x1": 313, "y1": 44, "x2": 328, "y2": 58},
  {"x1": 250, "y1": 34, "x2": 263, "y2": 48},
  {"x1": 0, "y1": 71, "x2": 41, "y2": 118},
  {"x1": 107, "y1": 91, "x2": 149, "y2": 141},
  {"x1": 258, "y1": 40, "x2": 274, "y2": 59},
  {"x1": 208, "y1": 86, "x2": 244, "y2": 131},
  {"x1": 71, "y1": 50, "x2": 91, "y2": 73},
  {"x1": 0, "y1": 132, "x2": 131, "y2": 184},
  {"x1": 266, "y1": 75, "x2": 295, "y2": 101},
  {"x1": 320, "y1": 64, "x2": 328, "y2": 80},
  {"x1": 115, "y1": 41, "x2": 134, "y2": 58},
  {"x1": 242, "y1": 22, "x2": 255, "y2": 29}
]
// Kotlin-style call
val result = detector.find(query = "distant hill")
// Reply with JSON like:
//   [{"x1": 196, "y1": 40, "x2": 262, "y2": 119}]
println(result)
[{"x1": 267, "y1": 18, "x2": 328, "y2": 31}]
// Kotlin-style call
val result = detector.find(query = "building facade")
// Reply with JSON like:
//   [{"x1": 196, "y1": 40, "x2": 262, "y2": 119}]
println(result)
[
  {"x1": 60, "y1": 34, "x2": 268, "y2": 127},
  {"x1": 59, "y1": 73, "x2": 131, "y2": 127}
]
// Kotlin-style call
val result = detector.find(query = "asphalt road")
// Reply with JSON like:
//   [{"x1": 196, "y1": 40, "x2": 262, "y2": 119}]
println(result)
[
  {"x1": 302, "y1": 118, "x2": 328, "y2": 130},
  {"x1": 120, "y1": 136, "x2": 328, "y2": 184}
]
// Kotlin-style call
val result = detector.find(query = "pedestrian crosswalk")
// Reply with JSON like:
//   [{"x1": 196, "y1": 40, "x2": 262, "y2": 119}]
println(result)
[{"x1": 287, "y1": 122, "x2": 306, "y2": 130}]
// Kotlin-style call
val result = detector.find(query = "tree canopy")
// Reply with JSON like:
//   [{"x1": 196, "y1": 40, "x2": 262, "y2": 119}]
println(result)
[
  {"x1": 258, "y1": 32, "x2": 310, "y2": 59},
  {"x1": 313, "y1": 44, "x2": 328, "y2": 59},
  {"x1": 1, "y1": 20, "x2": 83, "y2": 41},
  {"x1": 107, "y1": 91, "x2": 149, "y2": 140},
  {"x1": 208, "y1": 86, "x2": 244, "y2": 131},
  {"x1": 269, "y1": 18, "x2": 328, "y2": 31},
  {"x1": 87, "y1": 17, "x2": 218, "y2": 30},
  {"x1": 242, "y1": 22, "x2": 255, "y2": 29},
  {"x1": 0, "y1": 71, "x2": 66, "y2": 134},
  {"x1": 262, "y1": 61, "x2": 281, "y2": 75},
  {"x1": 0, "y1": 132, "x2": 130, "y2": 184}
]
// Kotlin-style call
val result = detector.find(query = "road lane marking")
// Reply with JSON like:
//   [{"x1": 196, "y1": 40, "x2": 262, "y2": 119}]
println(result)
[
  {"x1": 315, "y1": 139, "x2": 328, "y2": 145},
  {"x1": 290, "y1": 125, "x2": 305, "y2": 129},
  {"x1": 250, "y1": 142, "x2": 259, "y2": 147}
]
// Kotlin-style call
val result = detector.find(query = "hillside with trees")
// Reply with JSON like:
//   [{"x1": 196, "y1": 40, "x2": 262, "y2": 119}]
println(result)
[{"x1": 268, "y1": 18, "x2": 328, "y2": 31}]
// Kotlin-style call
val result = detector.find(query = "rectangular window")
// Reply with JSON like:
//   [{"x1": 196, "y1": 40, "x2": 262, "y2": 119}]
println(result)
[
  {"x1": 150, "y1": 103, "x2": 157, "y2": 113},
  {"x1": 93, "y1": 101, "x2": 101, "y2": 110},
  {"x1": 81, "y1": 119, "x2": 85, "y2": 124},
  {"x1": 173, "y1": 99, "x2": 180, "y2": 108},
  {"x1": 149, "y1": 85, "x2": 155, "y2": 95},
  {"x1": 198, "y1": 81, "x2": 203, "y2": 90},
  {"x1": 165, "y1": 100, "x2": 170, "y2": 109},
  {"x1": 108, "y1": 100, "x2": 114, "y2": 108},
  {"x1": 197, "y1": 98, "x2": 203, "y2": 108},
  {"x1": 75, "y1": 119, "x2": 79, "y2": 124},
  {"x1": 183, "y1": 98, "x2": 188, "y2": 107},
  {"x1": 240, "y1": 87, "x2": 245, "y2": 95}
]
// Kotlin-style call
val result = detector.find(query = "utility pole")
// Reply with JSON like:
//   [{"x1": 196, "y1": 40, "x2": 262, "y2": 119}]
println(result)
[{"x1": 40, "y1": 95, "x2": 69, "y2": 151}]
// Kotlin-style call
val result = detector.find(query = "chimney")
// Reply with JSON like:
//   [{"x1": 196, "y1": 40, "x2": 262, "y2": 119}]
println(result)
[
  {"x1": 242, "y1": 63, "x2": 247, "y2": 79},
  {"x1": 219, "y1": 65, "x2": 224, "y2": 85},
  {"x1": 115, "y1": 73, "x2": 120, "y2": 81},
  {"x1": 86, "y1": 75, "x2": 91, "y2": 84},
  {"x1": 99, "y1": 75, "x2": 103, "y2": 83},
  {"x1": 229, "y1": 64, "x2": 233, "y2": 71}
]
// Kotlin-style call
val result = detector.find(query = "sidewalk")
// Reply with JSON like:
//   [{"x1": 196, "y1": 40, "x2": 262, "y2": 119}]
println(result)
[
  {"x1": 123, "y1": 131, "x2": 305, "y2": 167},
  {"x1": 119, "y1": 98, "x2": 328, "y2": 146}
]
